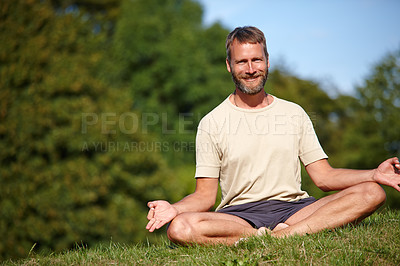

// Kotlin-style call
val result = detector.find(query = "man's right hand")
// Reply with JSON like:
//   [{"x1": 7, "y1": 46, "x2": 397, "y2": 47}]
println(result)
[{"x1": 146, "y1": 200, "x2": 179, "y2": 232}]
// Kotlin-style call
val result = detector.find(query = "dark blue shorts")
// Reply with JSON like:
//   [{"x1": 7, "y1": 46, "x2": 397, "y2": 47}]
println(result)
[{"x1": 217, "y1": 197, "x2": 317, "y2": 230}]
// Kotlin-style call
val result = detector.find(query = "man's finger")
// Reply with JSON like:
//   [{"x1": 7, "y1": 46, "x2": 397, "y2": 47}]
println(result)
[
  {"x1": 146, "y1": 218, "x2": 155, "y2": 231},
  {"x1": 390, "y1": 157, "x2": 399, "y2": 165},
  {"x1": 152, "y1": 220, "x2": 164, "y2": 231},
  {"x1": 395, "y1": 166, "x2": 400, "y2": 175},
  {"x1": 156, "y1": 220, "x2": 166, "y2": 230},
  {"x1": 147, "y1": 208, "x2": 155, "y2": 220},
  {"x1": 148, "y1": 219, "x2": 162, "y2": 232}
]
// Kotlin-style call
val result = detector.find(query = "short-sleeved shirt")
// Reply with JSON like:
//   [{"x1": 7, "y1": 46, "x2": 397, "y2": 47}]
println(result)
[{"x1": 195, "y1": 95, "x2": 327, "y2": 211}]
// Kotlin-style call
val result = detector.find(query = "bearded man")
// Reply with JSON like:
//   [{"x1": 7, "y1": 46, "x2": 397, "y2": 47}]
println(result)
[{"x1": 146, "y1": 26, "x2": 400, "y2": 245}]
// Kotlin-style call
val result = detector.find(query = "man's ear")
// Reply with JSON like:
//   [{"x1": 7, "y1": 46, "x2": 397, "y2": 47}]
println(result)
[{"x1": 226, "y1": 58, "x2": 232, "y2": 73}]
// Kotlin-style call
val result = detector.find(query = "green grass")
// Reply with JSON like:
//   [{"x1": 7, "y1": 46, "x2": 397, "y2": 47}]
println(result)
[{"x1": 4, "y1": 209, "x2": 400, "y2": 265}]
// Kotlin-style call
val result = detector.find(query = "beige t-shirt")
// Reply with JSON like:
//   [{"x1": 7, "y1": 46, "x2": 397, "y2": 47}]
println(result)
[{"x1": 195, "y1": 95, "x2": 328, "y2": 211}]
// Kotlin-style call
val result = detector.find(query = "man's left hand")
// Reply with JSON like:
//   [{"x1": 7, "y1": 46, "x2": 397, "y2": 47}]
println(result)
[{"x1": 373, "y1": 157, "x2": 400, "y2": 192}]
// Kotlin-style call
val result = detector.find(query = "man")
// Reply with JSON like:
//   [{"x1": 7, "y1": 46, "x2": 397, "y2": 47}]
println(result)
[{"x1": 146, "y1": 26, "x2": 400, "y2": 245}]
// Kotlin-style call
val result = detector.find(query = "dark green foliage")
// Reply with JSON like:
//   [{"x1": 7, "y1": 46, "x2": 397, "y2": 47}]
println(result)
[
  {"x1": 0, "y1": 0, "x2": 174, "y2": 260},
  {"x1": 334, "y1": 49, "x2": 400, "y2": 207},
  {"x1": 348, "y1": 49, "x2": 400, "y2": 166}
]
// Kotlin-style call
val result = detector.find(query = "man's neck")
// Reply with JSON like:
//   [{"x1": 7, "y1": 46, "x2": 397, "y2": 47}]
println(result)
[{"x1": 230, "y1": 89, "x2": 271, "y2": 109}]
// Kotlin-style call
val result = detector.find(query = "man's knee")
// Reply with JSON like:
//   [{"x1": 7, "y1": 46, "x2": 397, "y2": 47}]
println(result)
[
  {"x1": 167, "y1": 213, "x2": 195, "y2": 244},
  {"x1": 360, "y1": 182, "x2": 386, "y2": 211}
]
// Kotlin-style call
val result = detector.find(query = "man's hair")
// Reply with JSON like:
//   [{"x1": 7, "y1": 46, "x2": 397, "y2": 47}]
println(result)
[{"x1": 226, "y1": 26, "x2": 268, "y2": 64}]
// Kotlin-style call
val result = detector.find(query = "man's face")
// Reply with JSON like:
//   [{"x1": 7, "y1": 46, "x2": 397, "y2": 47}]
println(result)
[{"x1": 226, "y1": 40, "x2": 269, "y2": 95}]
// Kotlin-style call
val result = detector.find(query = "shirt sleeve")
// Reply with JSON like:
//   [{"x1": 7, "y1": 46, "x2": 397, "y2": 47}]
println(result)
[
  {"x1": 194, "y1": 122, "x2": 221, "y2": 178},
  {"x1": 299, "y1": 111, "x2": 328, "y2": 166}
]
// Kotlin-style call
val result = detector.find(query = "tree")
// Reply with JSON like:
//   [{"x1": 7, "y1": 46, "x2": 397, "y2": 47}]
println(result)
[
  {"x1": 334, "y1": 48, "x2": 400, "y2": 208},
  {"x1": 332, "y1": 48, "x2": 400, "y2": 169},
  {"x1": 358, "y1": 49, "x2": 400, "y2": 157},
  {"x1": 0, "y1": 0, "x2": 174, "y2": 259}
]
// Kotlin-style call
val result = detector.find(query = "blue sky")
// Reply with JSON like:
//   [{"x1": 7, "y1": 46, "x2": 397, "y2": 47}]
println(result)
[{"x1": 197, "y1": 0, "x2": 400, "y2": 95}]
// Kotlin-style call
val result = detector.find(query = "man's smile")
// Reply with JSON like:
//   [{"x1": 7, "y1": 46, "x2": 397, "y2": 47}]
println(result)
[{"x1": 243, "y1": 77, "x2": 259, "y2": 82}]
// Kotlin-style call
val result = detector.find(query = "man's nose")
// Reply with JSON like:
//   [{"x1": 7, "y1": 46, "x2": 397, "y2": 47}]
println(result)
[{"x1": 246, "y1": 62, "x2": 256, "y2": 74}]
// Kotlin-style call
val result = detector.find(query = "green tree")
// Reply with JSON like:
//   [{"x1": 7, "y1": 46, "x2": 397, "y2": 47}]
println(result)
[
  {"x1": 0, "y1": 0, "x2": 174, "y2": 260},
  {"x1": 334, "y1": 48, "x2": 400, "y2": 208},
  {"x1": 358, "y1": 49, "x2": 400, "y2": 158},
  {"x1": 47, "y1": 0, "x2": 122, "y2": 36},
  {"x1": 332, "y1": 48, "x2": 400, "y2": 169}
]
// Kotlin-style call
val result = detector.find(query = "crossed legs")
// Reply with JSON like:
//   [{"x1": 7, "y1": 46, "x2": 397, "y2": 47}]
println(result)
[
  {"x1": 167, "y1": 182, "x2": 386, "y2": 245},
  {"x1": 272, "y1": 181, "x2": 386, "y2": 237}
]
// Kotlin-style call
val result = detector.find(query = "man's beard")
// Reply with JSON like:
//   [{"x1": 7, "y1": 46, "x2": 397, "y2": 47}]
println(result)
[{"x1": 231, "y1": 68, "x2": 268, "y2": 95}]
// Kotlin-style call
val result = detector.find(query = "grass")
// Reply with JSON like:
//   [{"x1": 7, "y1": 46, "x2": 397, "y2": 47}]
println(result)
[{"x1": 3, "y1": 209, "x2": 400, "y2": 265}]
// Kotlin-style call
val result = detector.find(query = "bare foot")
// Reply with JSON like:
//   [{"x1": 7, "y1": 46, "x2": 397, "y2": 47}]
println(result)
[
  {"x1": 257, "y1": 227, "x2": 271, "y2": 236},
  {"x1": 234, "y1": 227, "x2": 271, "y2": 245},
  {"x1": 273, "y1": 223, "x2": 289, "y2": 231}
]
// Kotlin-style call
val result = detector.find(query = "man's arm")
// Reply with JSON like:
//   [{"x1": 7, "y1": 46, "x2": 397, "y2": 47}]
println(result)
[
  {"x1": 306, "y1": 157, "x2": 400, "y2": 192},
  {"x1": 146, "y1": 177, "x2": 218, "y2": 232}
]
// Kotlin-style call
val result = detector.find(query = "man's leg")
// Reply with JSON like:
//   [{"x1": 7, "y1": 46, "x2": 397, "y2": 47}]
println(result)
[
  {"x1": 270, "y1": 182, "x2": 386, "y2": 237},
  {"x1": 167, "y1": 212, "x2": 257, "y2": 245}
]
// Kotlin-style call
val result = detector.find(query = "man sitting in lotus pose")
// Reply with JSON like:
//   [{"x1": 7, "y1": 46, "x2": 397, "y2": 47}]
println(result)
[{"x1": 146, "y1": 26, "x2": 400, "y2": 245}]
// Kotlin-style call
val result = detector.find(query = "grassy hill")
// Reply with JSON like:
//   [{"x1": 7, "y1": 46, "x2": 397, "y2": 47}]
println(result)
[{"x1": 3, "y1": 209, "x2": 400, "y2": 265}]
